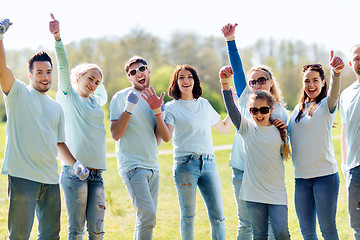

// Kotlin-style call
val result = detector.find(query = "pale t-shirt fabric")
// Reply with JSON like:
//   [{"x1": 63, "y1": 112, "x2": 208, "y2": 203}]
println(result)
[
  {"x1": 288, "y1": 97, "x2": 338, "y2": 178},
  {"x1": 109, "y1": 87, "x2": 158, "y2": 174},
  {"x1": 55, "y1": 40, "x2": 106, "y2": 170},
  {"x1": 238, "y1": 115, "x2": 287, "y2": 205},
  {"x1": 340, "y1": 81, "x2": 360, "y2": 170},
  {"x1": 164, "y1": 97, "x2": 220, "y2": 158},
  {"x1": 1, "y1": 79, "x2": 65, "y2": 184}
]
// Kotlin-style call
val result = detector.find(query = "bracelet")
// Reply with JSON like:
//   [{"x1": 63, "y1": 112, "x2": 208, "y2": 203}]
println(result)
[
  {"x1": 225, "y1": 35, "x2": 235, "y2": 41},
  {"x1": 153, "y1": 107, "x2": 162, "y2": 115},
  {"x1": 154, "y1": 112, "x2": 162, "y2": 117},
  {"x1": 220, "y1": 78, "x2": 229, "y2": 84},
  {"x1": 124, "y1": 110, "x2": 132, "y2": 115}
]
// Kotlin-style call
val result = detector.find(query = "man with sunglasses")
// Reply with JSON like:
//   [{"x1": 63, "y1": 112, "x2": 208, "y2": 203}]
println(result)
[
  {"x1": 340, "y1": 44, "x2": 360, "y2": 239},
  {"x1": 110, "y1": 56, "x2": 166, "y2": 239}
]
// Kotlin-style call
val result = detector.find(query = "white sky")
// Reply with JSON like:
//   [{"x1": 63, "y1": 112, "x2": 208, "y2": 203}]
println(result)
[{"x1": 1, "y1": 0, "x2": 359, "y2": 59}]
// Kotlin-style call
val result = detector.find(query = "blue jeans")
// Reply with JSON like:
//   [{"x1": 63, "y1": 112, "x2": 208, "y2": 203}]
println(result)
[
  {"x1": 295, "y1": 173, "x2": 340, "y2": 240},
  {"x1": 121, "y1": 168, "x2": 159, "y2": 240},
  {"x1": 347, "y1": 166, "x2": 360, "y2": 239},
  {"x1": 61, "y1": 166, "x2": 106, "y2": 239},
  {"x1": 246, "y1": 201, "x2": 290, "y2": 240},
  {"x1": 8, "y1": 175, "x2": 60, "y2": 240},
  {"x1": 173, "y1": 154, "x2": 226, "y2": 240}
]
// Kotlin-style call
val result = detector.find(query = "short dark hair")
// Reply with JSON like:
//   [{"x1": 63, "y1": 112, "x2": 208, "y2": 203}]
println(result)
[
  {"x1": 168, "y1": 64, "x2": 202, "y2": 100},
  {"x1": 28, "y1": 51, "x2": 52, "y2": 73},
  {"x1": 124, "y1": 56, "x2": 147, "y2": 73}
]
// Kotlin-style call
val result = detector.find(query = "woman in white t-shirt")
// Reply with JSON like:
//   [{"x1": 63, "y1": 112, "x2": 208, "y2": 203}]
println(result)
[
  {"x1": 149, "y1": 64, "x2": 232, "y2": 240},
  {"x1": 288, "y1": 52, "x2": 344, "y2": 240}
]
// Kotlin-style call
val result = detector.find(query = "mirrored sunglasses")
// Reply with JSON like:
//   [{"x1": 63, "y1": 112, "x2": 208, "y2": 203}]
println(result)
[
  {"x1": 249, "y1": 106, "x2": 270, "y2": 115},
  {"x1": 302, "y1": 64, "x2": 322, "y2": 71},
  {"x1": 128, "y1": 65, "x2": 147, "y2": 76}
]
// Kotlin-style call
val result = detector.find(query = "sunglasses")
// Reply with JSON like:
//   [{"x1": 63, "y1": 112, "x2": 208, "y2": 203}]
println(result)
[
  {"x1": 302, "y1": 64, "x2": 322, "y2": 71},
  {"x1": 128, "y1": 65, "x2": 147, "y2": 76},
  {"x1": 249, "y1": 106, "x2": 270, "y2": 115},
  {"x1": 248, "y1": 77, "x2": 269, "y2": 87}
]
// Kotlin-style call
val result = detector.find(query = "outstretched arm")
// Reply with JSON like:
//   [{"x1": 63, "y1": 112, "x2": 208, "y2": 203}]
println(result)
[
  {"x1": 221, "y1": 23, "x2": 246, "y2": 97},
  {"x1": 0, "y1": 19, "x2": 14, "y2": 95},
  {"x1": 49, "y1": 14, "x2": 71, "y2": 94},
  {"x1": 327, "y1": 50, "x2": 344, "y2": 112}
]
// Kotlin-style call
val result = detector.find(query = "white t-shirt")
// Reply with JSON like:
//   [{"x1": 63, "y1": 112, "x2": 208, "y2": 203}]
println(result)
[
  {"x1": 109, "y1": 87, "x2": 158, "y2": 174},
  {"x1": 288, "y1": 98, "x2": 338, "y2": 178},
  {"x1": 1, "y1": 80, "x2": 65, "y2": 184},
  {"x1": 164, "y1": 97, "x2": 220, "y2": 158}
]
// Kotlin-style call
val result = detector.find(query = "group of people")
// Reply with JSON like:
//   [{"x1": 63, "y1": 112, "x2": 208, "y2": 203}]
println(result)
[{"x1": 0, "y1": 15, "x2": 359, "y2": 240}]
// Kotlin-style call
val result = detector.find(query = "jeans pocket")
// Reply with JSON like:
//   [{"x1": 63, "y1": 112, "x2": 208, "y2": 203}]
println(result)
[
  {"x1": 125, "y1": 168, "x2": 138, "y2": 180},
  {"x1": 174, "y1": 155, "x2": 191, "y2": 165},
  {"x1": 63, "y1": 166, "x2": 82, "y2": 182}
]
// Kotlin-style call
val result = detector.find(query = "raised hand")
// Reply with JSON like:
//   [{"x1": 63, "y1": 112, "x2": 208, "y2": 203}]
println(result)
[
  {"x1": 72, "y1": 160, "x2": 90, "y2": 180},
  {"x1": 49, "y1": 13, "x2": 60, "y2": 40},
  {"x1": 0, "y1": 19, "x2": 12, "y2": 40},
  {"x1": 219, "y1": 65, "x2": 233, "y2": 85},
  {"x1": 221, "y1": 23, "x2": 238, "y2": 41},
  {"x1": 124, "y1": 90, "x2": 139, "y2": 115},
  {"x1": 329, "y1": 50, "x2": 344, "y2": 74},
  {"x1": 141, "y1": 86, "x2": 165, "y2": 116}
]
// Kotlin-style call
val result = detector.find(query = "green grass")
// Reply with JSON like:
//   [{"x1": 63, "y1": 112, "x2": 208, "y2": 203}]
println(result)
[{"x1": 0, "y1": 111, "x2": 353, "y2": 239}]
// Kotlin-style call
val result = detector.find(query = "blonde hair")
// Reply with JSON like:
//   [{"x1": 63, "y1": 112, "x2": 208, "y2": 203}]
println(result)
[
  {"x1": 70, "y1": 62, "x2": 103, "y2": 85},
  {"x1": 247, "y1": 65, "x2": 285, "y2": 106}
]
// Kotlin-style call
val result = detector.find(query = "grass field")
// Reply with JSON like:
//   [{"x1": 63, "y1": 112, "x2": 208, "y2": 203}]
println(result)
[{"x1": 0, "y1": 111, "x2": 353, "y2": 239}]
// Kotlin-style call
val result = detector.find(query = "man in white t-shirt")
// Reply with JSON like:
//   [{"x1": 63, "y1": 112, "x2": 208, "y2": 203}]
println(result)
[
  {"x1": 110, "y1": 56, "x2": 167, "y2": 239},
  {"x1": 340, "y1": 44, "x2": 360, "y2": 240},
  {"x1": 0, "y1": 19, "x2": 84, "y2": 239}
]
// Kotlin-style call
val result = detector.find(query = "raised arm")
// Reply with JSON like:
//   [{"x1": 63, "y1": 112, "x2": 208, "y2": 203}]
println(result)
[
  {"x1": 221, "y1": 23, "x2": 246, "y2": 97},
  {"x1": 327, "y1": 50, "x2": 344, "y2": 112},
  {"x1": 49, "y1": 14, "x2": 71, "y2": 94},
  {"x1": 0, "y1": 19, "x2": 14, "y2": 95}
]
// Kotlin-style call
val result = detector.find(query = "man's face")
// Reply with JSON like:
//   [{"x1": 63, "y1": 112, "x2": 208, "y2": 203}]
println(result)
[
  {"x1": 127, "y1": 62, "x2": 150, "y2": 92},
  {"x1": 28, "y1": 61, "x2": 52, "y2": 94},
  {"x1": 350, "y1": 46, "x2": 360, "y2": 77}
]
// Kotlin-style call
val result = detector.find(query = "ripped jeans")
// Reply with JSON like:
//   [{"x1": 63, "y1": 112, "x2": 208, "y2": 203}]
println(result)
[
  {"x1": 61, "y1": 166, "x2": 106, "y2": 240},
  {"x1": 173, "y1": 154, "x2": 226, "y2": 240}
]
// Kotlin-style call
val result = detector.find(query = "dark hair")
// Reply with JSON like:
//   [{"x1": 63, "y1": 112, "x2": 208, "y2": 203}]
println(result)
[
  {"x1": 168, "y1": 64, "x2": 202, "y2": 100},
  {"x1": 249, "y1": 90, "x2": 291, "y2": 160},
  {"x1": 124, "y1": 56, "x2": 148, "y2": 73},
  {"x1": 28, "y1": 51, "x2": 52, "y2": 73},
  {"x1": 295, "y1": 66, "x2": 327, "y2": 123}
]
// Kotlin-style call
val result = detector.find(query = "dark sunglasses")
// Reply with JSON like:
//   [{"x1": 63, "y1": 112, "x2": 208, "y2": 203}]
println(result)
[
  {"x1": 128, "y1": 65, "x2": 147, "y2": 76},
  {"x1": 248, "y1": 77, "x2": 269, "y2": 87},
  {"x1": 302, "y1": 64, "x2": 322, "y2": 71},
  {"x1": 249, "y1": 106, "x2": 270, "y2": 115}
]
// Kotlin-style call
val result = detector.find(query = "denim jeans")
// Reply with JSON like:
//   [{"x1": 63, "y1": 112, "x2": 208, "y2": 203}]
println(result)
[
  {"x1": 347, "y1": 166, "x2": 360, "y2": 239},
  {"x1": 61, "y1": 166, "x2": 106, "y2": 239},
  {"x1": 246, "y1": 201, "x2": 290, "y2": 240},
  {"x1": 173, "y1": 154, "x2": 226, "y2": 240},
  {"x1": 8, "y1": 175, "x2": 61, "y2": 240},
  {"x1": 295, "y1": 173, "x2": 340, "y2": 240},
  {"x1": 121, "y1": 168, "x2": 159, "y2": 240}
]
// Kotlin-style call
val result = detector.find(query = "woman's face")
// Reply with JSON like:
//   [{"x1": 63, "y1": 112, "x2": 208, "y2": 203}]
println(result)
[
  {"x1": 249, "y1": 99, "x2": 273, "y2": 126},
  {"x1": 177, "y1": 69, "x2": 194, "y2": 100},
  {"x1": 76, "y1": 68, "x2": 102, "y2": 98},
  {"x1": 302, "y1": 70, "x2": 325, "y2": 101},
  {"x1": 248, "y1": 70, "x2": 273, "y2": 92}
]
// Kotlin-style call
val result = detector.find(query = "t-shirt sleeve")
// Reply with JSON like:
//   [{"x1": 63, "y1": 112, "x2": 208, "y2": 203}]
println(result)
[
  {"x1": 164, "y1": 104, "x2": 175, "y2": 127},
  {"x1": 208, "y1": 100, "x2": 221, "y2": 126},
  {"x1": 109, "y1": 93, "x2": 124, "y2": 120}
]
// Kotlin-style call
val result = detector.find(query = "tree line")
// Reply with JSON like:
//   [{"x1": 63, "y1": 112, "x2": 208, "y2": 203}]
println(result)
[{"x1": 0, "y1": 29, "x2": 354, "y2": 121}]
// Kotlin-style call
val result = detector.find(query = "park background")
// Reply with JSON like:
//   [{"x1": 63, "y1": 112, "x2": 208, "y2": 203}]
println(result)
[{"x1": 0, "y1": 0, "x2": 358, "y2": 238}]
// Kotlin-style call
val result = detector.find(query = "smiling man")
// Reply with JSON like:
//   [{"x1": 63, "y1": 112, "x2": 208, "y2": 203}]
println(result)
[
  {"x1": 110, "y1": 56, "x2": 164, "y2": 239},
  {"x1": 0, "y1": 19, "x2": 81, "y2": 239}
]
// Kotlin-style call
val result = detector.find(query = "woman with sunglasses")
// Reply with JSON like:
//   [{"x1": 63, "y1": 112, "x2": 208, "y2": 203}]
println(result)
[
  {"x1": 287, "y1": 53, "x2": 344, "y2": 239},
  {"x1": 146, "y1": 64, "x2": 232, "y2": 239},
  {"x1": 220, "y1": 68, "x2": 291, "y2": 239},
  {"x1": 221, "y1": 23, "x2": 288, "y2": 240},
  {"x1": 49, "y1": 14, "x2": 107, "y2": 239}
]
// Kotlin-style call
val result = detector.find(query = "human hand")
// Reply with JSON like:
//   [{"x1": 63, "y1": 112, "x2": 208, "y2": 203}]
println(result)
[
  {"x1": 219, "y1": 65, "x2": 233, "y2": 84},
  {"x1": 124, "y1": 90, "x2": 139, "y2": 115},
  {"x1": 221, "y1": 23, "x2": 238, "y2": 41},
  {"x1": 272, "y1": 118, "x2": 287, "y2": 129},
  {"x1": 72, "y1": 160, "x2": 89, "y2": 180},
  {"x1": 329, "y1": 50, "x2": 344, "y2": 75},
  {"x1": 49, "y1": 13, "x2": 60, "y2": 40},
  {"x1": 141, "y1": 86, "x2": 165, "y2": 116},
  {"x1": 0, "y1": 19, "x2": 12, "y2": 40}
]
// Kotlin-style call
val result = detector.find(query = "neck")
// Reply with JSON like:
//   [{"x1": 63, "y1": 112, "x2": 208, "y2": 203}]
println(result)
[{"x1": 180, "y1": 92, "x2": 194, "y2": 100}]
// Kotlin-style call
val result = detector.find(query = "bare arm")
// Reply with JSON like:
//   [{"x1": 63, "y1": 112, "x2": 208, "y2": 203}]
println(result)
[
  {"x1": 327, "y1": 50, "x2": 344, "y2": 112},
  {"x1": 57, "y1": 142, "x2": 76, "y2": 166},
  {"x1": 155, "y1": 114, "x2": 172, "y2": 144},
  {"x1": 110, "y1": 112, "x2": 131, "y2": 141},
  {"x1": 0, "y1": 19, "x2": 15, "y2": 95},
  {"x1": 212, "y1": 115, "x2": 232, "y2": 134}
]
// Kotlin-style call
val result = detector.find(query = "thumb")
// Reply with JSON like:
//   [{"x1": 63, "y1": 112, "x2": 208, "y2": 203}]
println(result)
[
  {"x1": 330, "y1": 50, "x2": 334, "y2": 60},
  {"x1": 50, "y1": 13, "x2": 56, "y2": 20},
  {"x1": 159, "y1": 92, "x2": 165, "y2": 102}
]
